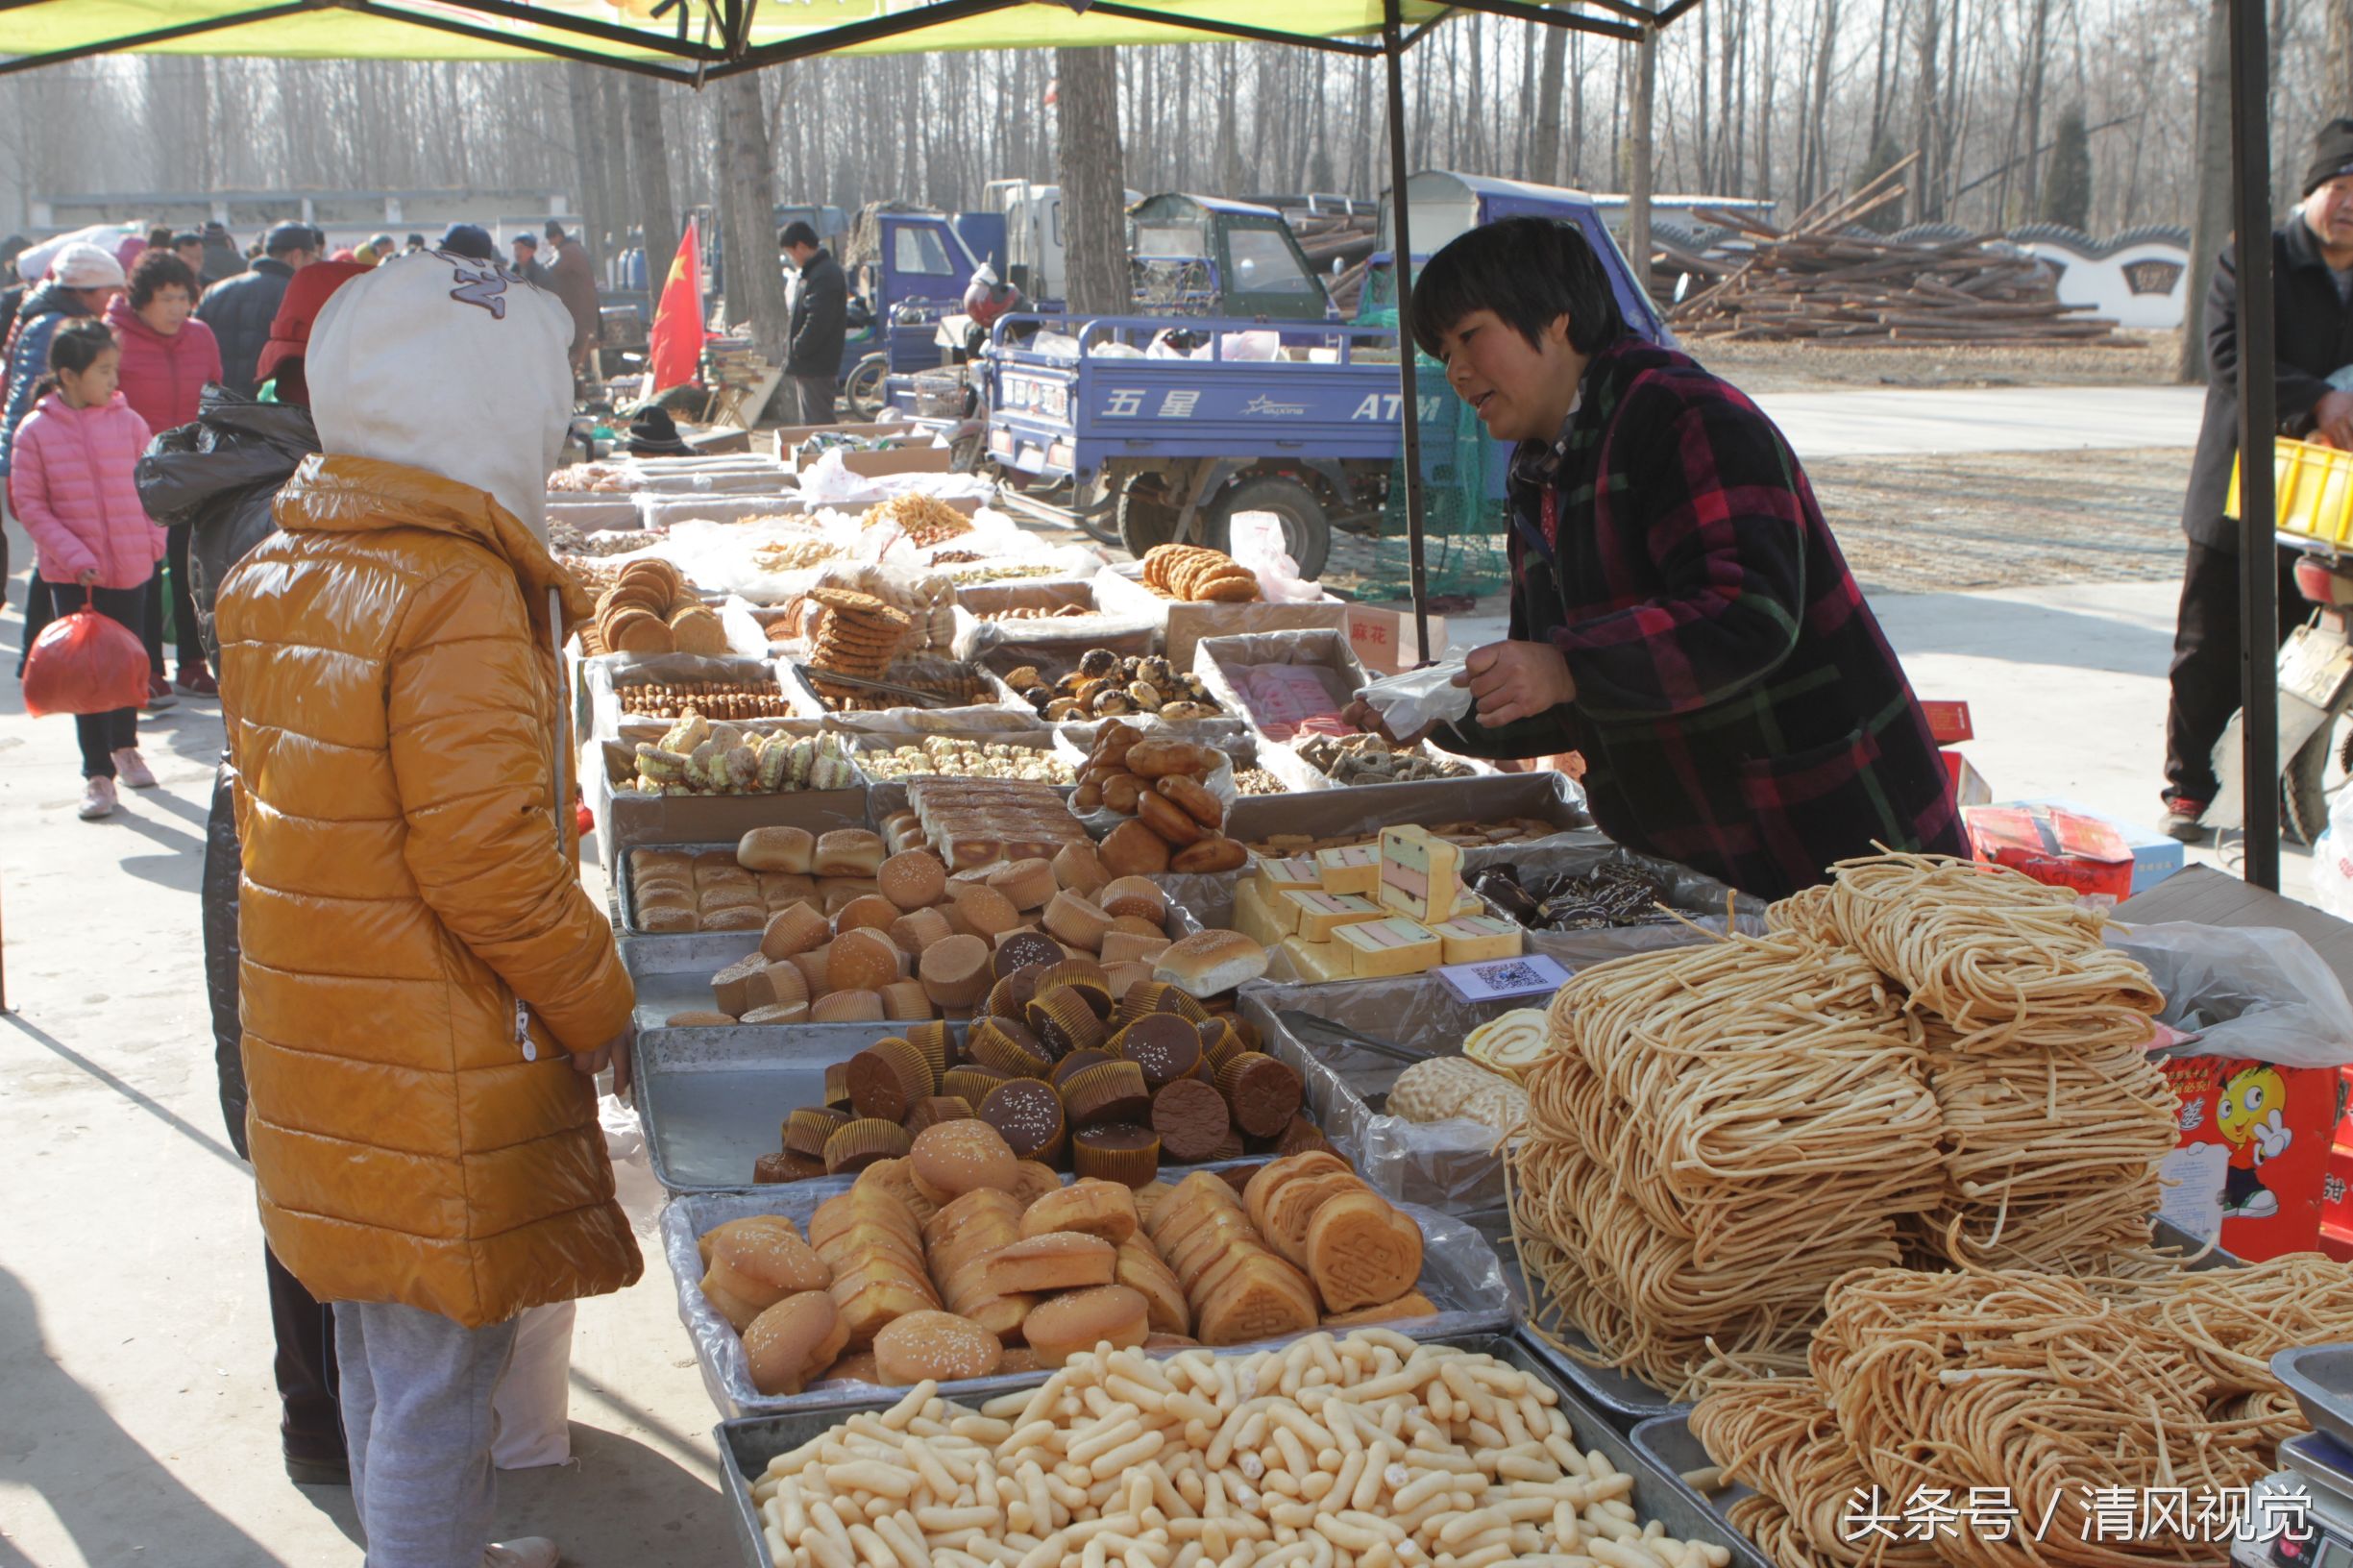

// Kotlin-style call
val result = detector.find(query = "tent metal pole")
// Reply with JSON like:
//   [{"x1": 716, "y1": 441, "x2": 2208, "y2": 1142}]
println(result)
[
  {"x1": 2229, "y1": 0, "x2": 2278, "y2": 889},
  {"x1": 1383, "y1": 0, "x2": 1433, "y2": 666}
]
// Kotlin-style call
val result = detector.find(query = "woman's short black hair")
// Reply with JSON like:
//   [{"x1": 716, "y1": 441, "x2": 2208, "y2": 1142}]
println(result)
[
  {"x1": 127, "y1": 248, "x2": 198, "y2": 311},
  {"x1": 1409, "y1": 215, "x2": 1628, "y2": 360}
]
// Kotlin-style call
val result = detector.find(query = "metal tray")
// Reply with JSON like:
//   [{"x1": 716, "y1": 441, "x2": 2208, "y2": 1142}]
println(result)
[
  {"x1": 1631, "y1": 1412, "x2": 1766, "y2": 1556},
  {"x1": 669, "y1": 1186, "x2": 1516, "y2": 1421},
  {"x1": 712, "y1": 1332, "x2": 1762, "y2": 1568},
  {"x1": 621, "y1": 927, "x2": 765, "y2": 1029},
  {"x1": 632, "y1": 1022, "x2": 963, "y2": 1194},
  {"x1": 2274, "y1": 1345, "x2": 2353, "y2": 1450}
]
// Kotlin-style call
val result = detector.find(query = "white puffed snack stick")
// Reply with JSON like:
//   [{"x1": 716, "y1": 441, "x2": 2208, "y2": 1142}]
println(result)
[{"x1": 749, "y1": 1334, "x2": 1733, "y2": 1568}]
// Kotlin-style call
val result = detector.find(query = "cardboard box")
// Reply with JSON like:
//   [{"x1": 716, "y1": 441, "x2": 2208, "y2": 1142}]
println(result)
[
  {"x1": 1920, "y1": 699, "x2": 1974, "y2": 745},
  {"x1": 1965, "y1": 802, "x2": 2135, "y2": 899},
  {"x1": 2018, "y1": 796, "x2": 2185, "y2": 894},
  {"x1": 1345, "y1": 604, "x2": 1447, "y2": 675},
  {"x1": 2157, "y1": 1051, "x2": 2342, "y2": 1260},
  {"x1": 837, "y1": 445, "x2": 952, "y2": 479}
]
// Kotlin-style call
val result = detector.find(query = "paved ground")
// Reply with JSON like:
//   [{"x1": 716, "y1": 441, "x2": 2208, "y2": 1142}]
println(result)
[
  {"x1": 1751, "y1": 384, "x2": 2204, "y2": 459},
  {"x1": 0, "y1": 380, "x2": 2291, "y2": 1567}
]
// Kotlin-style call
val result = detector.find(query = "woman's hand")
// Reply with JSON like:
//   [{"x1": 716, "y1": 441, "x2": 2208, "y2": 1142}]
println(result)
[
  {"x1": 573, "y1": 1022, "x2": 635, "y2": 1102},
  {"x1": 1339, "y1": 698, "x2": 1433, "y2": 748},
  {"x1": 75, "y1": 568, "x2": 98, "y2": 587},
  {"x1": 1458, "y1": 640, "x2": 1576, "y2": 728}
]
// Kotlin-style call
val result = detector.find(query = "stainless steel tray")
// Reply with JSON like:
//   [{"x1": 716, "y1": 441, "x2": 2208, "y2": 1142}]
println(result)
[
  {"x1": 669, "y1": 1185, "x2": 1517, "y2": 1420},
  {"x1": 1631, "y1": 1412, "x2": 1767, "y2": 1562},
  {"x1": 712, "y1": 1332, "x2": 1760, "y2": 1568},
  {"x1": 622, "y1": 926, "x2": 765, "y2": 1028},
  {"x1": 633, "y1": 1023, "x2": 959, "y2": 1194},
  {"x1": 2275, "y1": 1345, "x2": 2353, "y2": 1450}
]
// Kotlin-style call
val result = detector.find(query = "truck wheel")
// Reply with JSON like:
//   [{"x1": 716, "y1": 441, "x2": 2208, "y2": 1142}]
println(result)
[
  {"x1": 845, "y1": 355, "x2": 888, "y2": 420},
  {"x1": 1116, "y1": 476, "x2": 1187, "y2": 557},
  {"x1": 1209, "y1": 475, "x2": 1331, "y2": 580}
]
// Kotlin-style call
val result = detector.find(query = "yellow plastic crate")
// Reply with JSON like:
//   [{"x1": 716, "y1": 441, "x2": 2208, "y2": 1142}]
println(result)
[{"x1": 2228, "y1": 435, "x2": 2353, "y2": 547}]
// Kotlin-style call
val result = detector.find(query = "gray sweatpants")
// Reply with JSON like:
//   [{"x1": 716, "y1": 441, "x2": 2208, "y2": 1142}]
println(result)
[{"x1": 335, "y1": 1301, "x2": 520, "y2": 1568}]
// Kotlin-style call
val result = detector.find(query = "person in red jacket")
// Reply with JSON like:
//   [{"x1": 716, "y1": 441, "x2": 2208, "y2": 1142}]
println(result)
[
  {"x1": 110, "y1": 247, "x2": 224, "y2": 698},
  {"x1": 7, "y1": 319, "x2": 162, "y2": 820}
]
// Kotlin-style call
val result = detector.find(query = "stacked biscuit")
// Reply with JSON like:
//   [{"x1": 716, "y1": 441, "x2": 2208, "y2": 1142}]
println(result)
[
  {"x1": 1139, "y1": 543, "x2": 1262, "y2": 603},
  {"x1": 746, "y1": 898, "x2": 1292, "y2": 1188},
  {"x1": 1073, "y1": 723, "x2": 1247, "y2": 875},
  {"x1": 899, "y1": 776, "x2": 1091, "y2": 870},
  {"x1": 802, "y1": 585, "x2": 914, "y2": 702},
  {"x1": 1143, "y1": 1152, "x2": 1432, "y2": 1345},
  {"x1": 618, "y1": 678, "x2": 795, "y2": 723},
  {"x1": 857, "y1": 737, "x2": 1076, "y2": 785},
  {"x1": 592, "y1": 558, "x2": 726, "y2": 656}
]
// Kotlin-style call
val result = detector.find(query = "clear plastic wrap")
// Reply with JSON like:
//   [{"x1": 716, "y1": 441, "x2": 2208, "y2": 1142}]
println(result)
[
  {"x1": 2111, "y1": 920, "x2": 2353, "y2": 1069},
  {"x1": 1459, "y1": 841, "x2": 1769, "y2": 964},
  {"x1": 1224, "y1": 772, "x2": 1594, "y2": 853},
  {"x1": 1359, "y1": 654, "x2": 1475, "y2": 736},
  {"x1": 661, "y1": 1182, "x2": 1517, "y2": 1418}
]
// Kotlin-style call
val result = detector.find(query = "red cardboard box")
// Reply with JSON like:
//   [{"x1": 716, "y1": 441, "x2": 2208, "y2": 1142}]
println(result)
[
  {"x1": 1921, "y1": 699, "x2": 1974, "y2": 745},
  {"x1": 2157, "y1": 1053, "x2": 2341, "y2": 1260},
  {"x1": 1965, "y1": 802, "x2": 2133, "y2": 899}
]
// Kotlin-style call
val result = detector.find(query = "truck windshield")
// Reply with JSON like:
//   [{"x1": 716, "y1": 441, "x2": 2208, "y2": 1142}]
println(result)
[
  {"x1": 1225, "y1": 228, "x2": 1319, "y2": 295},
  {"x1": 1134, "y1": 223, "x2": 1205, "y2": 258},
  {"x1": 894, "y1": 226, "x2": 956, "y2": 276}
]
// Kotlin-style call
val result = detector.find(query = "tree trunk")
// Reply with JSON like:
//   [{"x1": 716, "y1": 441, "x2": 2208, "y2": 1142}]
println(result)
[
  {"x1": 1056, "y1": 46, "x2": 1129, "y2": 318},
  {"x1": 716, "y1": 73, "x2": 792, "y2": 373},
  {"x1": 1911, "y1": 0, "x2": 1943, "y2": 222},
  {"x1": 2332, "y1": 0, "x2": 2353, "y2": 112},
  {"x1": 1532, "y1": 14, "x2": 1570, "y2": 187},
  {"x1": 627, "y1": 74, "x2": 680, "y2": 292},
  {"x1": 2181, "y1": 0, "x2": 2232, "y2": 383}
]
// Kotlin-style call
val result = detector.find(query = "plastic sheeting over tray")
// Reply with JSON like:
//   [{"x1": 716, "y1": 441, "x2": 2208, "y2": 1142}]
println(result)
[{"x1": 661, "y1": 1183, "x2": 1516, "y2": 1419}]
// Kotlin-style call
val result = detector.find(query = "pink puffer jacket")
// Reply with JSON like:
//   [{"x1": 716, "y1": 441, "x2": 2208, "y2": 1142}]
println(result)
[{"x1": 7, "y1": 392, "x2": 161, "y2": 589}]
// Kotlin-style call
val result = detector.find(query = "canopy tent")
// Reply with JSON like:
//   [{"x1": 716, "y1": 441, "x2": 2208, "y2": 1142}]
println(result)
[{"x1": 3, "y1": 0, "x2": 2290, "y2": 888}]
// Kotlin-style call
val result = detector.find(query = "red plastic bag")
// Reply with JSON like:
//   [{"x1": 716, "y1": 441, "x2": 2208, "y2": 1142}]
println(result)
[{"x1": 22, "y1": 595, "x2": 151, "y2": 717}]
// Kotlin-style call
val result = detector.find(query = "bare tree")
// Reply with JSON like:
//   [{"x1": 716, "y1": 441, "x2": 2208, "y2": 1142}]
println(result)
[
  {"x1": 1055, "y1": 46, "x2": 1128, "y2": 316},
  {"x1": 716, "y1": 72, "x2": 791, "y2": 370},
  {"x1": 627, "y1": 74, "x2": 679, "y2": 281},
  {"x1": 1532, "y1": 13, "x2": 1572, "y2": 185},
  {"x1": 2180, "y1": 0, "x2": 2232, "y2": 383}
]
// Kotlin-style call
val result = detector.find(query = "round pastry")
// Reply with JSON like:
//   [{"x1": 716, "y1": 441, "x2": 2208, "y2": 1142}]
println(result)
[
  {"x1": 1108, "y1": 915, "x2": 1166, "y2": 941},
  {"x1": 1071, "y1": 1124, "x2": 1162, "y2": 1187},
  {"x1": 1170, "y1": 836, "x2": 1246, "y2": 873},
  {"x1": 872, "y1": 1311, "x2": 1005, "y2": 1385},
  {"x1": 1216, "y1": 1053, "x2": 1304, "y2": 1139},
  {"x1": 993, "y1": 930, "x2": 1065, "y2": 980},
  {"x1": 986, "y1": 857, "x2": 1058, "y2": 912},
  {"x1": 919, "y1": 933, "x2": 993, "y2": 1009},
  {"x1": 666, "y1": 1009, "x2": 737, "y2": 1027},
  {"x1": 878, "y1": 850, "x2": 949, "y2": 912},
  {"x1": 1153, "y1": 930, "x2": 1269, "y2": 998},
  {"x1": 810, "y1": 989, "x2": 885, "y2": 1024},
  {"x1": 823, "y1": 1117, "x2": 914, "y2": 1174},
  {"x1": 1149, "y1": 1077, "x2": 1233, "y2": 1164},
  {"x1": 738, "y1": 826, "x2": 816, "y2": 873},
  {"x1": 907, "y1": 1019, "x2": 957, "y2": 1070},
  {"x1": 817, "y1": 1350, "x2": 882, "y2": 1385},
  {"x1": 1018, "y1": 1177, "x2": 1138, "y2": 1244},
  {"x1": 1096, "y1": 876, "x2": 1167, "y2": 924},
  {"x1": 1040, "y1": 959, "x2": 1114, "y2": 1018},
  {"x1": 1053, "y1": 842, "x2": 1109, "y2": 896},
  {"x1": 790, "y1": 943, "x2": 835, "y2": 998},
  {"x1": 1115, "y1": 1239, "x2": 1191, "y2": 1336},
  {"x1": 824, "y1": 1062, "x2": 855, "y2": 1111},
  {"x1": 1135, "y1": 791, "x2": 1204, "y2": 847},
  {"x1": 1009, "y1": 1162, "x2": 1064, "y2": 1208},
  {"x1": 827, "y1": 928, "x2": 904, "y2": 994},
  {"x1": 888, "y1": 906, "x2": 955, "y2": 958},
  {"x1": 813, "y1": 829, "x2": 887, "y2": 878},
  {"x1": 1156, "y1": 773, "x2": 1224, "y2": 830},
  {"x1": 980, "y1": 1078, "x2": 1068, "y2": 1164},
  {"x1": 1101, "y1": 962, "x2": 1155, "y2": 1000},
  {"x1": 968, "y1": 1017, "x2": 1054, "y2": 1079},
  {"x1": 785, "y1": 1107, "x2": 854, "y2": 1160},
  {"x1": 902, "y1": 1095, "x2": 974, "y2": 1136},
  {"x1": 986, "y1": 965, "x2": 1049, "y2": 1022},
  {"x1": 948, "y1": 882, "x2": 1020, "y2": 937},
  {"x1": 1050, "y1": 1048, "x2": 1115, "y2": 1090},
  {"x1": 910, "y1": 1117, "x2": 1018, "y2": 1200},
  {"x1": 1115, "y1": 1014, "x2": 1202, "y2": 1088},
  {"x1": 983, "y1": 1231, "x2": 1118, "y2": 1294},
  {"x1": 1020, "y1": 1285, "x2": 1149, "y2": 1368},
  {"x1": 834, "y1": 894, "x2": 902, "y2": 937},
  {"x1": 744, "y1": 1291, "x2": 850, "y2": 1396},
  {"x1": 1026, "y1": 987, "x2": 1110, "y2": 1058},
  {"x1": 943, "y1": 1066, "x2": 1012, "y2": 1105},
  {"x1": 879, "y1": 978, "x2": 935, "y2": 1022},
  {"x1": 714, "y1": 1223, "x2": 834, "y2": 1296},
  {"x1": 1098, "y1": 821, "x2": 1172, "y2": 877},
  {"x1": 1041, "y1": 891, "x2": 1114, "y2": 953},
  {"x1": 1115, "y1": 980, "x2": 1211, "y2": 1029},
  {"x1": 847, "y1": 1039, "x2": 934, "y2": 1121},
  {"x1": 699, "y1": 1213, "x2": 798, "y2": 1268}
]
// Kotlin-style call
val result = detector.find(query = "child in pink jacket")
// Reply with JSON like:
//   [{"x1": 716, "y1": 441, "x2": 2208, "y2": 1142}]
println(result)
[{"x1": 8, "y1": 318, "x2": 162, "y2": 820}]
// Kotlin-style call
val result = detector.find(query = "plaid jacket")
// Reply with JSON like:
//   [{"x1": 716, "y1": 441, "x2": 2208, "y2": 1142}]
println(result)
[{"x1": 1435, "y1": 338, "x2": 1964, "y2": 898}]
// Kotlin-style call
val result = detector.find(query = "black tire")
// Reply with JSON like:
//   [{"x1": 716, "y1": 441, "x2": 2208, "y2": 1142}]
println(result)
[
  {"x1": 2284, "y1": 707, "x2": 2353, "y2": 845},
  {"x1": 1207, "y1": 473, "x2": 1332, "y2": 581},
  {"x1": 1115, "y1": 474, "x2": 1188, "y2": 557},
  {"x1": 844, "y1": 355, "x2": 888, "y2": 420}
]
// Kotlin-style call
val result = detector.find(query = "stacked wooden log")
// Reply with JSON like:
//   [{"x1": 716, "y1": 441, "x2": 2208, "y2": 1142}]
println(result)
[{"x1": 1665, "y1": 157, "x2": 2121, "y2": 347}]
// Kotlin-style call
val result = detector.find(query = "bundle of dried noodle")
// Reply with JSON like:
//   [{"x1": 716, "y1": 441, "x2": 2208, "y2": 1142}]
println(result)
[{"x1": 1689, "y1": 1377, "x2": 1939, "y2": 1568}]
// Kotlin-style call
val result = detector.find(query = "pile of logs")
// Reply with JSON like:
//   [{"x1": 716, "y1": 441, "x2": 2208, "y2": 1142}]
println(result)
[
  {"x1": 1294, "y1": 210, "x2": 1381, "y2": 315},
  {"x1": 1664, "y1": 156, "x2": 2120, "y2": 347}
]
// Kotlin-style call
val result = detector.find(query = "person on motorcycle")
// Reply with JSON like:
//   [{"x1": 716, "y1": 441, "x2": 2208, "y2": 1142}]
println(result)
[
  {"x1": 963, "y1": 264, "x2": 1025, "y2": 333},
  {"x1": 2159, "y1": 116, "x2": 2353, "y2": 845},
  {"x1": 1341, "y1": 216, "x2": 1964, "y2": 901}
]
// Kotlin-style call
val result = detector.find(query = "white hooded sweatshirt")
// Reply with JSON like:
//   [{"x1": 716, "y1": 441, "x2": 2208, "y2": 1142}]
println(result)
[{"x1": 304, "y1": 248, "x2": 576, "y2": 539}]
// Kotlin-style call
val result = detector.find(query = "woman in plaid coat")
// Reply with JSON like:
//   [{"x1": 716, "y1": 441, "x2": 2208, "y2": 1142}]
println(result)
[{"x1": 1360, "y1": 218, "x2": 1964, "y2": 900}]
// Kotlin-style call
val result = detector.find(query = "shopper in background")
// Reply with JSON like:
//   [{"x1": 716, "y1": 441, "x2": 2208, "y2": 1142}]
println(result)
[
  {"x1": 366, "y1": 233, "x2": 396, "y2": 266},
  {"x1": 138, "y1": 257, "x2": 370, "y2": 1490},
  {"x1": 404, "y1": 233, "x2": 427, "y2": 256},
  {"x1": 439, "y1": 222, "x2": 497, "y2": 262},
  {"x1": 200, "y1": 222, "x2": 246, "y2": 287},
  {"x1": 170, "y1": 231, "x2": 207, "y2": 282},
  {"x1": 197, "y1": 222, "x2": 320, "y2": 396},
  {"x1": 8, "y1": 319, "x2": 162, "y2": 821},
  {"x1": 508, "y1": 231, "x2": 549, "y2": 288},
  {"x1": 780, "y1": 220, "x2": 846, "y2": 426},
  {"x1": 2160, "y1": 117, "x2": 2353, "y2": 844},
  {"x1": 212, "y1": 251, "x2": 636, "y2": 1568},
  {"x1": 3, "y1": 242, "x2": 130, "y2": 681},
  {"x1": 540, "y1": 219, "x2": 601, "y2": 383},
  {"x1": 110, "y1": 248, "x2": 225, "y2": 698}
]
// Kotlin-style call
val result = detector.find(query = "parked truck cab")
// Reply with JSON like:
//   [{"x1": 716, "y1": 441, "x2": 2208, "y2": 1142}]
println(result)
[{"x1": 1127, "y1": 194, "x2": 1337, "y2": 322}]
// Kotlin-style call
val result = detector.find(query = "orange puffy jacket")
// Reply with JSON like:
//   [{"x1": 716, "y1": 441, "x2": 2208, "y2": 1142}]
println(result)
[{"x1": 214, "y1": 452, "x2": 640, "y2": 1327}]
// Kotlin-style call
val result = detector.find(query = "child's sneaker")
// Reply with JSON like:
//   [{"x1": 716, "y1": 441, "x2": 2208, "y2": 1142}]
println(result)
[
  {"x1": 144, "y1": 674, "x2": 177, "y2": 710},
  {"x1": 78, "y1": 776, "x2": 116, "y2": 820},
  {"x1": 112, "y1": 748, "x2": 157, "y2": 789}
]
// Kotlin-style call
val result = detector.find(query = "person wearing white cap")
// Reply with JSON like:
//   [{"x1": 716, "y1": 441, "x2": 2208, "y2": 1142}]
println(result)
[
  {"x1": 211, "y1": 251, "x2": 620, "y2": 1568},
  {"x1": 3, "y1": 240, "x2": 129, "y2": 679}
]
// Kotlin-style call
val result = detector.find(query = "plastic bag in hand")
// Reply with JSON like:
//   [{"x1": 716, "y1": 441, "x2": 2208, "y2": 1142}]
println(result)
[
  {"x1": 22, "y1": 597, "x2": 150, "y2": 717},
  {"x1": 1359, "y1": 653, "x2": 1474, "y2": 737}
]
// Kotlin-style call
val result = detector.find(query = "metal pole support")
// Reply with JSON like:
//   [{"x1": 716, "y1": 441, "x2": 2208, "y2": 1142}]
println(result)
[
  {"x1": 2229, "y1": 0, "x2": 2279, "y2": 890},
  {"x1": 1382, "y1": 0, "x2": 1433, "y2": 667}
]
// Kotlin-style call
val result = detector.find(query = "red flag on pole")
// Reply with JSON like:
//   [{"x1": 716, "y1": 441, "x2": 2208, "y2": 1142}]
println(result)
[{"x1": 647, "y1": 215, "x2": 704, "y2": 392}]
